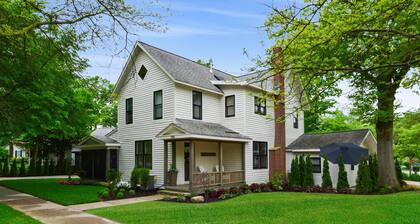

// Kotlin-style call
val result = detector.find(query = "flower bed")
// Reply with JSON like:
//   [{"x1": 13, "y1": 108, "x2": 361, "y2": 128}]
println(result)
[{"x1": 58, "y1": 179, "x2": 81, "y2": 185}]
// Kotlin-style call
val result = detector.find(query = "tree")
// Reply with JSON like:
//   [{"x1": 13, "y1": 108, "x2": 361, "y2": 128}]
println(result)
[
  {"x1": 43, "y1": 158, "x2": 49, "y2": 175},
  {"x1": 2, "y1": 159, "x2": 9, "y2": 177},
  {"x1": 28, "y1": 158, "x2": 35, "y2": 176},
  {"x1": 9, "y1": 159, "x2": 18, "y2": 176},
  {"x1": 303, "y1": 155, "x2": 314, "y2": 187},
  {"x1": 19, "y1": 158, "x2": 26, "y2": 177},
  {"x1": 264, "y1": 0, "x2": 419, "y2": 187},
  {"x1": 356, "y1": 159, "x2": 372, "y2": 194},
  {"x1": 369, "y1": 155, "x2": 379, "y2": 191},
  {"x1": 337, "y1": 155, "x2": 349, "y2": 192},
  {"x1": 321, "y1": 157, "x2": 332, "y2": 189},
  {"x1": 298, "y1": 155, "x2": 306, "y2": 186},
  {"x1": 196, "y1": 58, "x2": 214, "y2": 68},
  {"x1": 308, "y1": 110, "x2": 375, "y2": 134}
]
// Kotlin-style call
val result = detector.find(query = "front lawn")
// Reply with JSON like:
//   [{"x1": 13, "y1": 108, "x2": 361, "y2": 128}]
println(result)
[
  {"x1": 89, "y1": 191, "x2": 420, "y2": 224},
  {"x1": 0, "y1": 203, "x2": 40, "y2": 224},
  {"x1": 0, "y1": 178, "x2": 105, "y2": 205}
]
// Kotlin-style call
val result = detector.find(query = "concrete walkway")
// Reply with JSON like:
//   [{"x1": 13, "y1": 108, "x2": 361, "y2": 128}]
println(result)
[
  {"x1": 0, "y1": 186, "x2": 117, "y2": 224},
  {"x1": 405, "y1": 180, "x2": 420, "y2": 188},
  {"x1": 68, "y1": 194, "x2": 165, "y2": 211},
  {"x1": 0, "y1": 175, "x2": 79, "y2": 181}
]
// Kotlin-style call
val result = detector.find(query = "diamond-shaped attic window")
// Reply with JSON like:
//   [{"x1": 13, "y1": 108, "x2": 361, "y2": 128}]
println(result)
[{"x1": 138, "y1": 65, "x2": 147, "y2": 80}]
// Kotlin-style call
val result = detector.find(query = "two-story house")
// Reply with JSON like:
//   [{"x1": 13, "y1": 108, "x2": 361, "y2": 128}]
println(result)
[{"x1": 78, "y1": 42, "x2": 304, "y2": 191}]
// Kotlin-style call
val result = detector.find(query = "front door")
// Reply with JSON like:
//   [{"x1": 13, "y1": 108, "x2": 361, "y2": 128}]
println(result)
[{"x1": 184, "y1": 143, "x2": 190, "y2": 181}]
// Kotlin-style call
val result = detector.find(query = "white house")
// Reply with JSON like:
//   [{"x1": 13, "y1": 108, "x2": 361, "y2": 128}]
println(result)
[
  {"x1": 78, "y1": 41, "x2": 305, "y2": 191},
  {"x1": 286, "y1": 129, "x2": 377, "y2": 187}
]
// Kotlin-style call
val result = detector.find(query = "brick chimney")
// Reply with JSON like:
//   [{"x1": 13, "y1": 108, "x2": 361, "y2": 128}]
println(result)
[{"x1": 269, "y1": 47, "x2": 286, "y2": 180}]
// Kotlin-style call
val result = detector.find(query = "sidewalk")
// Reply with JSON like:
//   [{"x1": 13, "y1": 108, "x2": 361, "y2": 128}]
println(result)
[
  {"x1": 0, "y1": 186, "x2": 117, "y2": 224},
  {"x1": 0, "y1": 175, "x2": 79, "y2": 181}
]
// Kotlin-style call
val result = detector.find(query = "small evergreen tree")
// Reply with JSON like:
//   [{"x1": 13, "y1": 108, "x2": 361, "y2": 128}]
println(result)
[
  {"x1": 356, "y1": 159, "x2": 372, "y2": 194},
  {"x1": 395, "y1": 159, "x2": 403, "y2": 183},
  {"x1": 49, "y1": 160, "x2": 55, "y2": 175},
  {"x1": 35, "y1": 158, "x2": 42, "y2": 176},
  {"x1": 2, "y1": 159, "x2": 10, "y2": 176},
  {"x1": 369, "y1": 155, "x2": 379, "y2": 191},
  {"x1": 0, "y1": 160, "x2": 3, "y2": 177},
  {"x1": 298, "y1": 155, "x2": 306, "y2": 186},
  {"x1": 65, "y1": 157, "x2": 73, "y2": 181},
  {"x1": 337, "y1": 155, "x2": 349, "y2": 192},
  {"x1": 10, "y1": 159, "x2": 18, "y2": 176},
  {"x1": 19, "y1": 158, "x2": 26, "y2": 176},
  {"x1": 303, "y1": 155, "x2": 314, "y2": 187},
  {"x1": 28, "y1": 158, "x2": 35, "y2": 176},
  {"x1": 43, "y1": 158, "x2": 49, "y2": 175},
  {"x1": 321, "y1": 156, "x2": 332, "y2": 189},
  {"x1": 289, "y1": 157, "x2": 301, "y2": 188}
]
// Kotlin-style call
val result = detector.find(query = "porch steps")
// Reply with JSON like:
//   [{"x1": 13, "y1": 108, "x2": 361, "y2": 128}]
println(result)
[{"x1": 158, "y1": 189, "x2": 191, "y2": 196}]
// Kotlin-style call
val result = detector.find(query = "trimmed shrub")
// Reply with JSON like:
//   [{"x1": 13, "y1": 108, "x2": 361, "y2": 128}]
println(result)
[
  {"x1": 18, "y1": 158, "x2": 26, "y2": 176},
  {"x1": 356, "y1": 159, "x2": 372, "y2": 194},
  {"x1": 298, "y1": 155, "x2": 306, "y2": 187},
  {"x1": 337, "y1": 155, "x2": 349, "y2": 192},
  {"x1": 10, "y1": 159, "x2": 18, "y2": 176},
  {"x1": 128, "y1": 189, "x2": 136, "y2": 196},
  {"x1": 303, "y1": 155, "x2": 314, "y2": 187},
  {"x1": 289, "y1": 157, "x2": 300, "y2": 189},
  {"x1": 250, "y1": 183, "x2": 259, "y2": 192},
  {"x1": 28, "y1": 158, "x2": 35, "y2": 176},
  {"x1": 35, "y1": 159, "x2": 42, "y2": 176},
  {"x1": 369, "y1": 154, "x2": 379, "y2": 191},
  {"x1": 49, "y1": 160, "x2": 55, "y2": 175},
  {"x1": 395, "y1": 159, "x2": 403, "y2": 182},
  {"x1": 98, "y1": 189, "x2": 110, "y2": 199},
  {"x1": 321, "y1": 156, "x2": 332, "y2": 190},
  {"x1": 106, "y1": 169, "x2": 122, "y2": 192},
  {"x1": 116, "y1": 191, "x2": 124, "y2": 199},
  {"x1": 239, "y1": 184, "x2": 250, "y2": 194},
  {"x1": 272, "y1": 172, "x2": 283, "y2": 191},
  {"x1": 130, "y1": 168, "x2": 141, "y2": 188},
  {"x1": 138, "y1": 168, "x2": 151, "y2": 190},
  {"x1": 43, "y1": 158, "x2": 49, "y2": 175},
  {"x1": 2, "y1": 159, "x2": 9, "y2": 176}
]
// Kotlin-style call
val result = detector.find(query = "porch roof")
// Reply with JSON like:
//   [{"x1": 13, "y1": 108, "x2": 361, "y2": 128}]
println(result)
[
  {"x1": 78, "y1": 127, "x2": 120, "y2": 149},
  {"x1": 157, "y1": 119, "x2": 251, "y2": 142}
]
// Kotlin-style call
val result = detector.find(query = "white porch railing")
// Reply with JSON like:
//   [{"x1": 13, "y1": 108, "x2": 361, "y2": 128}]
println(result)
[{"x1": 191, "y1": 170, "x2": 245, "y2": 187}]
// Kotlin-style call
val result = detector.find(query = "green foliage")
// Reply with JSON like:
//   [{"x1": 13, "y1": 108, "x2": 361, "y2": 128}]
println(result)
[
  {"x1": 65, "y1": 157, "x2": 72, "y2": 181},
  {"x1": 298, "y1": 155, "x2": 306, "y2": 187},
  {"x1": 0, "y1": 160, "x2": 3, "y2": 176},
  {"x1": 130, "y1": 168, "x2": 141, "y2": 188},
  {"x1": 288, "y1": 157, "x2": 299, "y2": 188},
  {"x1": 116, "y1": 191, "x2": 125, "y2": 199},
  {"x1": 35, "y1": 159, "x2": 42, "y2": 176},
  {"x1": 337, "y1": 156, "x2": 349, "y2": 192},
  {"x1": 128, "y1": 189, "x2": 136, "y2": 196},
  {"x1": 138, "y1": 168, "x2": 151, "y2": 190},
  {"x1": 28, "y1": 159, "x2": 35, "y2": 176},
  {"x1": 321, "y1": 157, "x2": 332, "y2": 189},
  {"x1": 272, "y1": 172, "x2": 283, "y2": 191},
  {"x1": 303, "y1": 155, "x2": 314, "y2": 187},
  {"x1": 106, "y1": 169, "x2": 122, "y2": 191},
  {"x1": 2, "y1": 159, "x2": 9, "y2": 176},
  {"x1": 10, "y1": 159, "x2": 18, "y2": 177},
  {"x1": 43, "y1": 158, "x2": 49, "y2": 175},
  {"x1": 369, "y1": 155, "x2": 379, "y2": 191},
  {"x1": 19, "y1": 158, "x2": 26, "y2": 177},
  {"x1": 395, "y1": 159, "x2": 403, "y2": 183},
  {"x1": 356, "y1": 159, "x2": 372, "y2": 194},
  {"x1": 196, "y1": 58, "x2": 214, "y2": 68},
  {"x1": 49, "y1": 160, "x2": 55, "y2": 175}
]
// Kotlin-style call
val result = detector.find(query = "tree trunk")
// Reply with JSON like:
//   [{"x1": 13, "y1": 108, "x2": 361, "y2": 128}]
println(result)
[{"x1": 376, "y1": 86, "x2": 399, "y2": 187}]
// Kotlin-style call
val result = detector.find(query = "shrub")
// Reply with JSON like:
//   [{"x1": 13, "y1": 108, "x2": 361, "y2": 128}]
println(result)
[
  {"x1": 378, "y1": 186, "x2": 395, "y2": 194},
  {"x1": 98, "y1": 189, "x2": 110, "y2": 199},
  {"x1": 65, "y1": 157, "x2": 72, "y2": 181},
  {"x1": 130, "y1": 168, "x2": 141, "y2": 188},
  {"x1": 288, "y1": 158, "x2": 298, "y2": 189},
  {"x1": 238, "y1": 184, "x2": 250, "y2": 194},
  {"x1": 19, "y1": 158, "x2": 26, "y2": 176},
  {"x1": 259, "y1": 183, "x2": 269, "y2": 192},
  {"x1": 298, "y1": 155, "x2": 306, "y2": 187},
  {"x1": 176, "y1": 194, "x2": 185, "y2": 202},
  {"x1": 272, "y1": 172, "x2": 283, "y2": 191},
  {"x1": 28, "y1": 158, "x2": 35, "y2": 176},
  {"x1": 2, "y1": 159, "x2": 9, "y2": 176},
  {"x1": 303, "y1": 155, "x2": 314, "y2": 187},
  {"x1": 407, "y1": 174, "x2": 420, "y2": 181},
  {"x1": 35, "y1": 158, "x2": 42, "y2": 176},
  {"x1": 10, "y1": 159, "x2": 18, "y2": 176},
  {"x1": 337, "y1": 155, "x2": 349, "y2": 192},
  {"x1": 116, "y1": 191, "x2": 124, "y2": 199},
  {"x1": 250, "y1": 183, "x2": 259, "y2": 192},
  {"x1": 0, "y1": 160, "x2": 3, "y2": 177},
  {"x1": 228, "y1": 186, "x2": 239, "y2": 195},
  {"x1": 138, "y1": 168, "x2": 151, "y2": 190},
  {"x1": 356, "y1": 159, "x2": 372, "y2": 194},
  {"x1": 218, "y1": 192, "x2": 234, "y2": 200},
  {"x1": 128, "y1": 189, "x2": 136, "y2": 196},
  {"x1": 49, "y1": 160, "x2": 55, "y2": 175},
  {"x1": 321, "y1": 156, "x2": 332, "y2": 190},
  {"x1": 369, "y1": 154, "x2": 379, "y2": 191},
  {"x1": 43, "y1": 158, "x2": 49, "y2": 175},
  {"x1": 395, "y1": 159, "x2": 403, "y2": 183},
  {"x1": 106, "y1": 169, "x2": 122, "y2": 192}
]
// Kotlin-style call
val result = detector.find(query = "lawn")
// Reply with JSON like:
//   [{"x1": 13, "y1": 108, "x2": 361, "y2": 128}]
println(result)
[
  {"x1": 0, "y1": 178, "x2": 105, "y2": 205},
  {"x1": 0, "y1": 203, "x2": 40, "y2": 224},
  {"x1": 89, "y1": 191, "x2": 420, "y2": 224}
]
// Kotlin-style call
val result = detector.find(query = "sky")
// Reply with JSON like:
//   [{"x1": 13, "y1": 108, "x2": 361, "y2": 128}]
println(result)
[{"x1": 81, "y1": 0, "x2": 419, "y2": 113}]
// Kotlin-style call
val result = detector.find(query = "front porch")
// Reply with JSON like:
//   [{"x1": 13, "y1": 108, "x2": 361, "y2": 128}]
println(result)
[{"x1": 163, "y1": 140, "x2": 246, "y2": 191}]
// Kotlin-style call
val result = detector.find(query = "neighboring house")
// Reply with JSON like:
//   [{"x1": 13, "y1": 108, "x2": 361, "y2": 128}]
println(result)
[
  {"x1": 286, "y1": 129, "x2": 377, "y2": 187},
  {"x1": 78, "y1": 41, "x2": 305, "y2": 190},
  {"x1": 10, "y1": 144, "x2": 27, "y2": 158}
]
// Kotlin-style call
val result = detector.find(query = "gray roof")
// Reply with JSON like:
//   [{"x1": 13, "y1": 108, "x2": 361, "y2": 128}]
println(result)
[
  {"x1": 90, "y1": 127, "x2": 118, "y2": 144},
  {"x1": 139, "y1": 42, "x2": 235, "y2": 93},
  {"x1": 286, "y1": 129, "x2": 370, "y2": 151},
  {"x1": 165, "y1": 118, "x2": 251, "y2": 140}
]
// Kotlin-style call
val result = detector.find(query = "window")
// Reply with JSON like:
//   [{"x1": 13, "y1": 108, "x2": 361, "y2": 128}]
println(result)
[
  {"x1": 153, "y1": 90, "x2": 163, "y2": 120},
  {"x1": 135, "y1": 140, "x2": 152, "y2": 169},
  {"x1": 254, "y1": 96, "x2": 266, "y2": 115},
  {"x1": 311, "y1": 157, "x2": 321, "y2": 173},
  {"x1": 351, "y1": 164, "x2": 355, "y2": 170},
  {"x1": 126, "y1": 98, "x2": 133, "y2": 124},
  {"x1": 192, "y1": 91, "x2": 202, "y2": 120},
  {"x1": 225, "y1": 95, "x2": 235, "y2": 117},
  {"x1": 253, "y1": 141, "x2": 268, "y2": 169},
  {"x1": 138, "y1": 65, "x2": 148, "y2": 80},
  {"x1": 293, "y1": 112, "x2": 299, "y2": 129}
]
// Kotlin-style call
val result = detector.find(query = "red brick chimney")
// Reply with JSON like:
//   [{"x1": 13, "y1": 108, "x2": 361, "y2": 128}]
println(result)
[{"x1": 269, "y1": 47, "x2": 286, "y2": 180}]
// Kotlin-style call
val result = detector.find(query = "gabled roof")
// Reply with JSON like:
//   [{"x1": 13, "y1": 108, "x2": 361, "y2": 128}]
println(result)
[
  {"x1": 78, "y1": 127, "x2": 119, "y2": 146},
  {"x1": 286, "y1": 129, "x2": 372, "y2": 151},
  {"x1": 157, "y1": 118, "x2": 251, "y2": 141}
]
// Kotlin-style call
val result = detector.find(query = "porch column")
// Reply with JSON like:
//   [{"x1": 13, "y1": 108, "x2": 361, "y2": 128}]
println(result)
[
  {"x1": 171, "y1": 140, "x2": 176, "y2": 168},
  {"x1": 242, "y1": 143, "x2": 246, "y2": 182},
  {"x1": 189, "y1": 141, "x2": 195, "y2": 191},
  {"x1": 164, "y1": 140, "x2": 168, "y2": 185},
  {"x1": 219, "y1": 142, "x2": 223, "y2": 186}
]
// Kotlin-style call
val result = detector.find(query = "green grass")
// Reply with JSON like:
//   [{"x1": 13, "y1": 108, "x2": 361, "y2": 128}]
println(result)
[
  {"x1": 89, "y1": 192, "x2": 420, "y2": 224},
  {"x1": 0, "y1": 178, "x2": 105, "y2": 205},
  {"x1": 0, "y1": 203, "x2": 40, "y2": 224}
]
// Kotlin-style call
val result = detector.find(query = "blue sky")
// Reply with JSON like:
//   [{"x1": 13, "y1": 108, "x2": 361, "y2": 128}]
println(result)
[{"x1": 81, "y1": 0, "x2": 419, "y2": 113}]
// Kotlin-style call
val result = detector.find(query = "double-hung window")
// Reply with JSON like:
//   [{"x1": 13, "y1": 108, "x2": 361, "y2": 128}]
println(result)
[
  {"x1": 254, "y1": 96, "x2": 266, "y2": 115},
  {"x1": 192, "y1": 91, "x2": 202, "y2": 120},
  {"x1": 135, "y1": 140, "x2": 152, "y2": 169},
  {"x1": 225, "y1": 95, "x2": 235, "y2": 117},
  {"x1": 293, "y1": 112, "x2": 299, "y2": 129},
  {"x1": 253, "y1": 141, "x2": 268, "y2": 169},
  {"x1": 153, "y1": 90, "x2": 163, "y2": 120},
  {"x1": 126, "y1": 98, "x2": 133, "y2": 124},
  {"x1": 311, "y1": 157, "x2": 321, "y2": 173}
]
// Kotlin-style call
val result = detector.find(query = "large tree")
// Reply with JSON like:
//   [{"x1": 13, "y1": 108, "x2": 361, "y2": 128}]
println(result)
[{"x1": 264, "y1": 0, "x2": 419, "y2": 187}]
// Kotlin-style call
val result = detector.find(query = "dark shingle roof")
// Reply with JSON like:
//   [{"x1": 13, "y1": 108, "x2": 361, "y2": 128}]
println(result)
[
  {"x1": 90, "y1": 127, "x2": 118, "y2": 144},
  {"x1": 140, "y1": 42, "x2": 235, "y2": 93},
  {"x1": 286, "y1": 129, "x2": 370, "y2": 151},
  {"x1": 168, "y1": 118, "x2": 251, "y2": 140}
]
